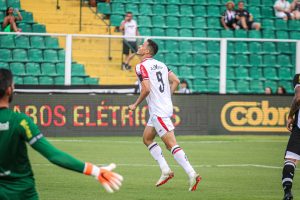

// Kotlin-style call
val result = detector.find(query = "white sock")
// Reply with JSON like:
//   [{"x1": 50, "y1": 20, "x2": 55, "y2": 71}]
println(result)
[
  {"x1": 171, "y1": 145, "x2": 196, "y2": 178},
  {"x1": 148, "y1": 142, "x2": 170, "y2": 173}
]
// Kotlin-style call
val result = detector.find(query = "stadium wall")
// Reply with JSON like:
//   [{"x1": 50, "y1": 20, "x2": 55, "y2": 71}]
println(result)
[{"x1": 11, "y1": 94, "x2": 293, "y2": 136}]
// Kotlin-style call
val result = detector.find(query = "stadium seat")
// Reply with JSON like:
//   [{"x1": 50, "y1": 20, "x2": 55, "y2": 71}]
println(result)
[
  {"x1": 110, "y1": 15, "x2": 123, "y2": 26},
  {"x1": 248, "y1": 31, "x2": 261, "y2": 38},
  {"x1": 21, "y1": 11, "x2": 34, "y2": 23},
  {"x1": 71, "y1": 77, "x2": 85, "y2": 85},
  {"x1": 263, "y1": 43, "x2": 276, "y2": 54},
  {"x1": 207, "y1": 67, "x2": 219, "y2": 78},
  {"x1": 193, "y1": 66, "x2": 206, "y2": 78},
  {"x1": 41, "y1": 63, "x2": 57, "y2": 76},
  {"x1": 17, "y1": 23, "x2": 32, "y2": 32},
  {"x1": 277, "y1": 42, "x2": 291, "y2": 53},
  {"x1": 0, "y1": 35, "x2": 15, "y2": 48},
  {"x1": 152, "y1": 16, "x2": 166, "y2": 28},
  {"x1": 278, "y1": 67, "x2": 293, "y2": 80},
  {"x1": 165, "y1": 53, "x2": 179, "y2": 64},
  {"x1": 39, "y1": 76, "x2": 54, "y2": 85},
  {"x1": 278, "y1": 55, "x2": 292, "y2": 67},
  {"x1": 28, "y1": 49, "x2": 43, "y2": 62},
  {"x1": 235, "y1": 42, "x2": 249, "y2": 54},
  {"x1": 54, "y1": 76, "x2": 65, "y2": 85},
  {"x1": 250, "y1": 80, "x2": 264, "y2": 93},
  {"x1": 0, "y1": 0, "x2": 7, "y2": 10},
  {"x1": 139, "y1": 27, "x2": 151, "y2": 36},
  {"x1": 227, "y1": 54, "x2": 235, "y2": 66},
  {"x1": 152, "y1": 28, "x2": 165, "y2": 36},
  {"x1": 23, "y1": 76, "x2": 39, "y2": 85},
  {"x1": 207, "y1": 54, "x2": 219, "y2": 65},
  {"x1": 166, "y1": 16, "x2": 179, "y2": 28},
  {"x1": 249, "y1": 54, "x2": 263, "y2": 67},
  {"x1": 97, "y1": 3, "x2": 111, "y2": 15},
  {"x1": 180, "y1": 5, "x2": 193, "y2": 16},
  {"x1": 0, "y1": 62, "x2": 9, "y2": 69},
  {"x1": 227, "y1": 67, "x2": 235, "y2": 79},
  {"x1": 138, "y1": 16, "x2": 152, "y2": 28},
  {"x1": 111, "y1": 3, "x2": 125, "y2": 14},
  {"x1": 207, "y1": 41, "x2": 220, "y2": 52},
  {"x1": 7, "y1": 0, "x2": 20, "y2": 8},
  {"x1": 207, "y1": 79, "x2": 219, "y2": 92},
  {"x1": 263, "y1": 55, "x2": 277, "y2": 67},
  {"x1": 276, "y1": 31, "x2": 289, "y2": 39},
  {"x1": 166, "y1": 5, "x2": 180, "y2": 16},
  {"x1": 44, "y1": 49, "x2": 58, "y2": 62},
  {"x1": 275, "y1": 19, "x2": 288, "y2": 30},
  {"x1": 166, "y1": 28, "x2": 178, "y2": 37},
  {"x1": 207, "y1": 30, "x2": 220, "y2": 38},
  {"x1": 30, "y1": 36, "x2": 45, "y2": 48},
  {"x1": 263, "y1": 67, "x2": 278, "y2": 80},
  {"x1": 206, "y1": 6, "x2": 220, "y2": 17},
  {"x1": 236, "y1": 55, "x2": 249, "y2": 66},
  {"x1": 12, "y1": 49, "x2": 28, "y2": 62},
  {"x1": 179, "y1": 41, "x2": 193, "y2": 52},
  {"x1": 207, "y1": 18, "x2": 220, "y2": 29},
  {"x1": 10, "y1": 63, "x2": 25, "y2": 75},
  {"x1": 32, "y1": 24, "x2": 46, "y2": 33},
  {"x1": 72, "y1": 64, "x2": 86, "y2": 76},
  {"x1": 26, "y1": 63, "x2": 41, "y2": 75},
  {"x1": 264, "y1": 80, "x2": 278, "y2": 92},
  {"x1": 193, "y1": 79, "x2": 208, "y2": 92},
  {"x1": 226, "y1": 79, "x2": 236, "y2": 93},
  {"x1": 85, "y1": 77, "x2": 99, "y2": 85},
  {"x1": 235, "y1": 67, "x2": 249, "y2": 79},
  {"x1": 193, "y1": 29, "x2": 206, "y2": 37},
  {"x1": 180, "y1": 17, "x2": 193, "y2": 28},
  {"x1": 193, "y1": 41, "x2": 207, "y2": 52},
  {"x1": 194, "y1": 54, "x2": 207, "y2": 65},
  {"x1": 236, "y1": 80, "x2": 250, "y2": 93},
  {"x1": 126, "y1": 4, "x2": 138, "y2": 14},
  {"x1": 44, "y1": 37, "x2": 60, "y2": 49},
  {"x1": 221, "y1": 30, "x2": 234, "y2": 38},
  {"x1": 179, "y1": 29, "x2": 193, "y2": 37},
  {"x1": 179, "y1": 53, "x2": 194, "y2": 65},
  {"x1": 153, "y1": 4, "x2": 166, "y2": 15},
  {"x1": 0, "y1": 49, "x2": 11, "y2": 61},
  {"x1": 235, "y1": 30, "x2": 248, "y2": 38},
  {"x1": 263, "y1": 30, "x2": 275, "y2": 38},
  {"x1": 178, "y1": 66, "x2": 194, "y2": 78},
  {"x1": 139, "y1": 4, "x2": 152, "y2": 15},
  {"x1": 289, "y1": 20, "x2": 300, "y2": 31},
  {"x1": 193, "y1": 6, "x2": 207, "y2": 16},
  {"x1": 58, "y1": 50, "x2": 65, "y2": 61},
  {"x1": 15, "y1": 36, "x2": 30, "y2": 48},
  {"x1": 165, "y1": 41, "x2": 178, "y2": 51},
  {"x1": 249, "y1": 42, "x2": 262, "y2": 53},
  {"x1": 14, "y1": 76, "x2": 23, "y2": 84}
]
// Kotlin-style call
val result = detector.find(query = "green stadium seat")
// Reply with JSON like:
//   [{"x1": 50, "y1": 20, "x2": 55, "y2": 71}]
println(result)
[
  {"x1": 0, "y1": 35, "x2": 15, "y2": 48},
  {"x1": 193, "y1": 17, "x2": 206, "y2": 28},
  {"x1": 207, "y1": 30, "x2": 220, "y2": 38},
  {"x1": 235, "y1": 42, "x2": 249, "y2": 54},
  {"x1": 23, "y1": 76, "x2": 39, "y2": 85},
  {"x1": 278, "y1": 55, "x2": 292, "y2": 67},
  {"x1": 207, "y1": 67, "x2": 219, "y2": 78},
  {"x1": 110, "y1": 15, "x2": 123, "y2": 26},
  {"x1": 194, "y1": 0, "x2": 208, "y2": 5},
  {"x1": 41, "y1": 63, "x2": 57, "y2": 76},
  {"x1": 166, "y1": 28, "x2": 178, "y2": 36},
  {"x1": 153, "y1": 4, "x2": 166, "y2": 15},
  {"x1": 153, "y1": 0, "x2": 165, "y2": 3},
  {"x1": 276, "y1": 30, "x2": 289, "y2": 39},
  {"x1": 39, "y1": 76, "x2": 54, "y2": 85},
  {"x1": 0, "y1": 62, "x2": 9, "y2": 69},
  {"x1": 290, "y1": 31, "x2": 300, "y2": 39},
  {"x1": 193, "y1": 41, "x2": 207, "y2": 52},
  {"x1": 0, "y1": 11, "x2": 4, "y2": 21},
  {"x1": 152, "y1": 16, "x2": 165, "y2": 27},
  {"x1": 166, "y1": 5, "x2": 179, "y2": 16},
  {"x1": 263, "y1": 43, "x2": 276, "y2": 53},
  {"x1": 235, "y1": 67, "x2": 249, "y2": 79},
  {"x1": 44, "y1": 49, "x2": 58, "y2": 62},
  {"x1": 227, "y1": 67, "x2": 235, "y2": 79},
  {"x1": 111, "y1": 3, "x2": 125, "y2": 14},
  {"x1": 154, "y1": 53, "x2": 164, "y2": 61},
  {"x1": 180, "y1": 5, "x2": 193, "y2": 16},
  {"x1": 264, "y1": 80, "x2": 278, "y2": 92},
  {"x1": 264, "y1": 67, "x2": 278, "y2": 80},
  {"x1": 193, "y1": 66, "x2": 206, "y2": 78},
  {"x1": 275, "y1": 19, "x2": 288, "y2": 30},
  {"x1": 250, "y1": 80, "x2": 264, "y2": 93},
  {"x1": 138, "y1": 16, "x2": 152, "y2": 27},
  {"x1": 152, "y1": 28, "x2": 165, "y2": 36},
  {"x1": 32, "y1": 24, "x2": 46, "y2": 33},
  {"x1": 227, "y1": 42, "x2": 234, "y2": 53},
  {"x1": 7, "y1": 0, "x2": 20, "y2": 8},
  {"x1": 165, "y1": 53, "x2": 179, "y2": 64},
  {"x1": 262, "y1": 19, "x2": 275, "y2": 30},
  {"x1": 166, "y1": 16, "x2": 179, "y2": 28},
  {"x1": 17, "y1": 23, "x2": 32, "y2": 32},
  {"x1": 249, "y1": 54, "x2": 263, "y2": 67},
  {"x1": 180, "y1": 17, "x2": 193, "y2": 28},
  {"x1": 139, "y1": 27, "x2": 151, "y2": 36},
  {"x1": 45, "y1": 37, "x2": 60, "y2": 49},
  {"x1": 207, "y1": 41, "x2": 220, "y2": 52},
  {"x1": 261, "y1": 7, "x2": 273, "y2": 17},
  {"x1": 168, "y1": 65, "x2": 178, "y2": 74},
  {"x1": 206, "y1": 6, "x2": 220, "y2": 17},
  {"x1": 277, "y1": 42, "x2": 291, "y2": 53},
  {"x1": 227, "y1": 54, "x2": 235, "y2": 66},
  {"x1": 179, "y1": 41, "x2": 193, "y2": 52},
  {"x1": 179, "y1": 53, "x2": 194, "y2": 65},
  {"x1": 0, "y1": 49, "x2": 11, "y2": 61},
  {"x1": 30, "y1": 36, "x2": 45, "y2": 48},
  {"x1": 0, "y1": 0, "x2": 7, "y2": 10},
  {"x1": 28, "y1": 49, "x2": 43, "y2": 62},
  {"x1": 236, "y1": 80, "x2": 250, "y2": 93},
  {"x1": 165, "y1": 40, "x2": 178, "y2": 51},
  {"x1": 235, "y1": 30, "x2": 248, "y2": 38},
  {"x1": 249, "y1": 42, "x2": 262, "y2": 53},
  {"x1": 207, "y1": 18, "x2": 220, "y2": 29},
  {"x1": 183, "y1": 0, "x2": 194, "y2": 4},
  {"x1": 72, "y1": 64, "x2": 86, "y2": 76},
  {"x1": 54, "y1": 76, "x2": 64, "y2": 85},
  {"x1": 10, "y1": 63, "x2": 25, "y2": 75},
  {"x1": 166, "y1": 0, "x2": 181, "y2": 4},
  {"x1": 193, "y1": 79, "x2": 208, "y2": 92},
  {"x1": 207, "y1": 79, "x2": 219, "y2": 92},
  {"x1": 207, "y1": 54, "x2": 220, "y2": 65},
  {"x1": 193, "y1": 29, "x2": 206, "y2": 37},
  {"x1": 249, "y1": 0, "x2": 261, "y2": 5},
  {"x1": 179, "y1": 28, "x2": 193, "y2": 37},
  {"x1": 236, "y1": 55, "x2": 249, "y2": 66},
  {"x1": 12, "y1": 49, "x2": 28, "y2": 62},
  {"x1": 97, "y1": 3, "x2": 111, "y2": 14},
  {"x1": 58, "y1": 50, "x2": 65, "y2": 61},
  {"x1": 15, "y1": 36, "x2": 30, "y2": 48},
  {"x1": 193, "y1": 5, "x2": 207, "y2": 16},
  {"x1": 279, "y1": 81, "x2": 293, "y2": 93},
  {"x1": 14, "y1": 76, "x2": 23, "y2": 84},
  {"x1": 248, "y1": 31, "x2": 261, "y2": 38},
  {"x1": 85, "y1": 77, "x2": 99, "y2": 85},
  {"x1": 226, "y1": 79, "x2": 236, "y2": 93},
  {"x1": 249, "y1": 7, "x2": 261, "y2": 18},
  {"x1": 263, "y1": 55, "x2": 277, "y2": 66},
  {"x1": 126, "y1": 4, "x2": 138, "y2": 14},
  {"x1": 194, "y1": 54, "x2": 207, "y2": 65},
  {"x1": 221, "y1": 30, "x2": 234, "y2": 38},
  {"x1": 139, "y1": 4, "x2": 152, "y2": 15},
  {"x1": 263, "y1": 30, "x2": 275, "y2": 38},
  {"x1": 21, "y1": 11, "x2": 34, "y2": 23},
  {"x1": 72, "y1": 77, "x2": 85, "y2": 85},
  {"x1": 154, "y1": 39, "x2": 165, "y2": 50},
  {"x1": 289, "y1": 20, "x2": 300, "y2": 31},
  {"x1": 178, "y1": 66, "x2": 194, "y2": 78},
  {"x1": 279, "y1": 67, "x2": 293, "y2": 80},
  {"x1": 26, "y1": 63, "x2": 41, "y2": 75}
]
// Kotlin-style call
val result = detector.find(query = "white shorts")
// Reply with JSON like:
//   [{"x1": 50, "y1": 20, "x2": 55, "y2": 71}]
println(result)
[
  {"x1": 147, "y1": 115, "x2": 175, "y2": 137},
  {"x1": 285, "y1": 151, "x2": 300, "y2": 161},
  {"x1": 276, "y1": 12, "x2": 294, "y2": 18}
]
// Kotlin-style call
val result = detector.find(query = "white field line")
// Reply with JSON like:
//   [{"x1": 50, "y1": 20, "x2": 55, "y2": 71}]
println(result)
[
  {"x1": 31, "y1": 163, "x2": 287, "y2": 170},
  {"x1": 47, "y1": 139, "x2": 286, "y2": 144}
]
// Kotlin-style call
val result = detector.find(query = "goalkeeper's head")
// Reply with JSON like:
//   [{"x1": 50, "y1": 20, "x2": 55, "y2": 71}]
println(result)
[{"x1": 0, "y1": 68, "x2": 14, "y2": 104}]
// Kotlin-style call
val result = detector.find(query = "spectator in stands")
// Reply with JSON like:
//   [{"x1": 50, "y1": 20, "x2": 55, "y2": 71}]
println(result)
[
  {"x1": 221, "y1": 1, "x2": 239, "y2": 30},
  {"x1": 274, "y1": 0, "x2": 294, "y2": 20},
  {"x1": 265, "y1": 87, "x2": 272, "y2": 94},
  {"x1": 2, "y1": 7, "x2": 22, "y2": 32},
  {"x1": 120, "y1": 12, "x2": 140, "y2": 71},
  {"x1": 277, "y1": 86, "x2": 287, "y2": 94},
  {"x1": 235, "y1": 1, "x2": 261, "y2": 30},
  {"x1": 177, "y1": 80, "x2": 191, "y2": 94},
  {"x1": 291, "y1": 0, "x2": 300, "y2": 19}
]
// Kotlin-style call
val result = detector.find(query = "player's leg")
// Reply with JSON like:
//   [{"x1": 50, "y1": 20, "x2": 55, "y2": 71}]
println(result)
[
  {"x1": 122, "y1": 40, "x2": 130, "y2": 70},
  {"x1": 125, "y1": 42, "x2": 137, "y2": 68},
  {"x1": 153, "y1": 116, "x2": 201, "y2": 191},
  {"x1": 143, "y1": 121, "x2": 173, "y2": 187}
]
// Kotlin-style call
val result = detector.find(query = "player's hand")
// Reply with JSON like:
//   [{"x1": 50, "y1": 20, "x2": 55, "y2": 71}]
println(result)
[
  {"x1": 84, "y1": 163, "x2": 123, "y2": 193},
  {"x1": 129, "y1": 104, "x2": 137, "y2": 111},
  {"x1": 287, "y1": 118, "x2": 294, "y2": 132}
]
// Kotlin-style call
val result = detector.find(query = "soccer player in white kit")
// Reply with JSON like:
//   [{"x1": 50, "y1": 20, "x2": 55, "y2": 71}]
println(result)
[{"x1": 129, "y1": 39, "x2": 201, "y2": 191}]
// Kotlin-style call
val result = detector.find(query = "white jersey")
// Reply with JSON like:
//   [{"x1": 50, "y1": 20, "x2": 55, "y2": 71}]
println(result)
[
  {"x1": 123, "y1": 19, "x2": 138, "y2": 42},
  {"x1": 135, "y1": 57, "x2": 173, "y2": 118}
]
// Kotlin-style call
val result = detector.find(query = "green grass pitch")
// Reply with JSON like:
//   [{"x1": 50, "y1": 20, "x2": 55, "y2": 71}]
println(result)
[{"x1": 28, "y1": 135, "x2": 299, "y2": 200}]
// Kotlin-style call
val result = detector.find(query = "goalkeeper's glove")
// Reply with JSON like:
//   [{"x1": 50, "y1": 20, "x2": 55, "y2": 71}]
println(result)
[{"x1": 84, "y1": 163, "x2": 123, "y2": 193}]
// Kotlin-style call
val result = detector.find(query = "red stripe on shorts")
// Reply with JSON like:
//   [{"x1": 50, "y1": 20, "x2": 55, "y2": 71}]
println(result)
[{"x1": 157, "y1": 117, "x2": 169, "y2": 132}]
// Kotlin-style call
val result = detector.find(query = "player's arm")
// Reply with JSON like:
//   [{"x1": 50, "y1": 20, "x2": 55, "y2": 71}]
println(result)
[
  {"x1": 129, "y1": 79, "x2": 150, "y2": 110},
  {"x1": 168, "y1": 71, "x2": 180, "y2": 94},
  {"x1": 119, "y1": 20, "x2": 126, "y2": 32},
  {"x1": 287, "y1": 96, "x2": 299, "y2": 131},
  {"x1": 20, "y1": 115, "x2": 123, "y2": 193}
]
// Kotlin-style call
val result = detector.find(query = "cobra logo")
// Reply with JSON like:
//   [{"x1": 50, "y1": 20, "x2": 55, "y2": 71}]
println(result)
[{"x1": 221, "y1": 101, "x2": 290, "y2": 132}]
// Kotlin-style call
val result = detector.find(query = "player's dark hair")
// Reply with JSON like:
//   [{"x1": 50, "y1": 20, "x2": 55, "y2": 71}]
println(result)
[
  {"x1": 0, "y1": 68, "x2": 13, "y2": 99},
  {"x1": 126, "y1": 12, "x2": 132, "y2": 16},
  {"x1": 5, "y1": 7, "x2": 13, "y2": 16},
  {"x1": 147, "y1": 39, "x2": 158, "y2": 56}
]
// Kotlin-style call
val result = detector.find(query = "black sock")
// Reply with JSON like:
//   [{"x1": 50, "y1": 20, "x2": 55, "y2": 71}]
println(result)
[{"x1": 282, "y1": 160, "x2": 296, "y2": 191}]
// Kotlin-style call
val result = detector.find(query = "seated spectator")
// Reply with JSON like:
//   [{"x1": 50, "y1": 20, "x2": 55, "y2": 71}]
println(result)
[
  {"x1": 221, "y1": 1, "x2": 239, "y2": 30},
  {"x1": 274, "y1": 0, "x2": 294, "y2": 20},
  {"x1": 2, "y1": 7, "x2": 22, "y2": 32},
  {"x1": 265, "y1": 87, "x2": 272, "y2": 94},
  {"x1": 235, "y1": 1, "x2": 261, "y2": 30},
  {"x1": 291, "y1": 0, "x2": 300, "y2": 19},
  {"x1": 277, "y1": 86, "x2": 287, "y2": 94},
  {"x1": 177, "y1": 80, "x2": 191, "y2": 94}
]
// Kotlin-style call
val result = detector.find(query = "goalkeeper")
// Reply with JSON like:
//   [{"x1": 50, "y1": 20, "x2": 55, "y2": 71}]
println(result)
[{"x1": 0, "y1": 68, "x2": 123, "y2": 200}]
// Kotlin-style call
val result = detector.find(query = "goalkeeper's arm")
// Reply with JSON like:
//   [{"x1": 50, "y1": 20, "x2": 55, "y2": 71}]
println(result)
[{"x1": 31, "y1": 137, "x2": 123, "y2": 193}]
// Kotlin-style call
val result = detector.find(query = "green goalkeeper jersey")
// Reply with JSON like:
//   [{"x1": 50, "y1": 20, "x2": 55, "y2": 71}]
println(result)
[{"x1": 0, "y1": 107, "x2": 41, "y2": 180}]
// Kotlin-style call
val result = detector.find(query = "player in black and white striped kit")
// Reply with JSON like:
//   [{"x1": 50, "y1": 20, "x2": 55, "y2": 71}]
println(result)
[{"x1": 282, "y1": 74, "x2": 300, "y2": 200}]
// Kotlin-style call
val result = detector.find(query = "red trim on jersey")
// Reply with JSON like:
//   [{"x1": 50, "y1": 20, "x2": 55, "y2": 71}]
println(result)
[
  {"x1": 173, "y1": 148, "x2": 182, "y2": 155},
  {"x1": 157, "y1": 117, "x2": 169, "y2": 131},
  {"x1": 140, "y1": 64, "x2": 149, "y2": 80}
]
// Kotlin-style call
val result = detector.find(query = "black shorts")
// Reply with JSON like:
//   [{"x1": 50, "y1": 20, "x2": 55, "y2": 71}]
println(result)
[
  {"x1": 237, "y1": 20, "x2": 254, "y2": 29},
  {"x1": 225, "y1": 20, "x2": 237, "y2": 29},
  {"x1": 123, "y1": 40, "x2": 137, "y2": 55},
  {"x1": 284, "y1": 126, "x2": 300, "y2": 160}
]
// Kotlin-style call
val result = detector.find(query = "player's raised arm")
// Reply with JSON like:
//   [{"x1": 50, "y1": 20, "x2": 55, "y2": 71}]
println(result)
[
  {"x1": 20, "y1": 115, "x2": 123, "y2": 193},
  {"x1": 168, "y1": 71, "x2": 180, "y2": 94}
]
